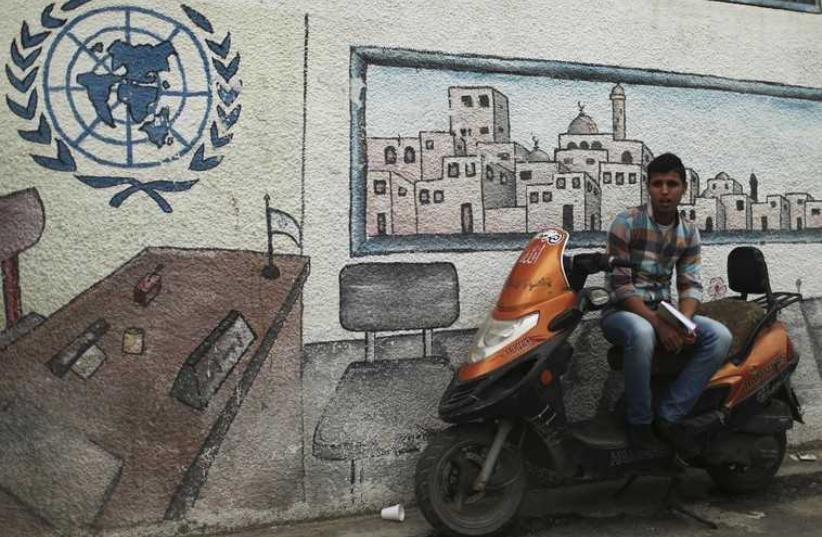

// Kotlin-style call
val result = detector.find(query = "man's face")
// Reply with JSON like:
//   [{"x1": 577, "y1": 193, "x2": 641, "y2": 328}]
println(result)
[{"x1": 648, "y1": 170, "x2": 686, "y2": 216}]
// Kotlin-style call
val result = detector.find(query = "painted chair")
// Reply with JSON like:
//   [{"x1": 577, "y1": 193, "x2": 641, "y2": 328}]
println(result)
[
  {"x1": 312, "y1": 262, "x2": 459, "y2": 483},
  {"x1": 0, "y1": 188, "x2": 46, "y2": 348}
]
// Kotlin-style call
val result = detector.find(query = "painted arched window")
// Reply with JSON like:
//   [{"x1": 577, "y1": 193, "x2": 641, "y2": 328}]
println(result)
[
  {"x1": 567, "y1": 142, "x2": 578, "y2": 150},
  {"x1": 486, "y1": 165, "x2": 494, "y2": 181},
  {"x1": 690, "y1": 209, "x2": 696, "y2": 220},
  {"x1": 384, "y1": 146, "x2": 397, "y2": 164},
  {"x1": 621, "y1": 151, "x2": 633, "y2": 164},
  {"x1": 591, "y1": 141, "x2": 602, "y2": 150},
  {"x1": 404, "y1": 146, "x2": 416, "y2": 163},
  {"x1": 580, "y1": 141, "x2": 589, "y2": 150}
]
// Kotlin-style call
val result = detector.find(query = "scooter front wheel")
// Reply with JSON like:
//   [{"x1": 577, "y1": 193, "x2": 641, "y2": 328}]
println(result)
[{"x1": 414, "y1": 423, "x2": 526, "y2": 537}]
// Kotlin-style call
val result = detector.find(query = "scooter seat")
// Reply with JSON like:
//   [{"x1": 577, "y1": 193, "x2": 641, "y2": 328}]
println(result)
[
  {"x1": 606, "y1": 298, "x2": 767, "y2": 375},
  {"x1": 607, "y1": 347, "x2": 693, "y2": 377}
]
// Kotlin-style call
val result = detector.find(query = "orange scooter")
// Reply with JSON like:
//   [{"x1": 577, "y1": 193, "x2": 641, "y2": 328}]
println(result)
[{"x1": 415, "y1": 228, "x2": 803, "y2": 536}]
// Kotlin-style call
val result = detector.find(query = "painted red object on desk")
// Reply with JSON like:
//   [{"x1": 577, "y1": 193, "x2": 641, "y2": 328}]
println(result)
[{"x1": 134, "y1": 264, "x2": 163, "y2": 306}]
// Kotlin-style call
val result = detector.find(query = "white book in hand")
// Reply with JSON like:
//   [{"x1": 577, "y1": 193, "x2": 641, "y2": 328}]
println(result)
[{"x1": 659, "y1": 301, "x2": 697, "y2": 335}]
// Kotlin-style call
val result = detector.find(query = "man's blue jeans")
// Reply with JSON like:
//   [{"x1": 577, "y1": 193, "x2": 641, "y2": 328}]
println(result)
[{"x1": 600, "y1": 310, "x2": 733, "y2": 425}]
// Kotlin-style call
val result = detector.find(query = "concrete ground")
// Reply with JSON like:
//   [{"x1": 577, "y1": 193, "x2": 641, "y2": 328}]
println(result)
[{"x1": 209, "y1": 449, "x2": 822, "y2": 537}]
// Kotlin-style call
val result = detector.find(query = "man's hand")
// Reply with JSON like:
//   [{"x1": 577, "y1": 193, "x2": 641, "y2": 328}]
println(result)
[{"x1": 654, "y1": 317, "x2": 686, "y2": 353}]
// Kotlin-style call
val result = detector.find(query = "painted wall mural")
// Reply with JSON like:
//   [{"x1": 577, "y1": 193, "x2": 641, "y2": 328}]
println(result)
[
  {"x1": 351, "y1": 48, "x2": 822, "y2": 254},
  {"x1": 5, "y1": 1, "x2": 242, "y2": 212},
  {"x1": 2, "y1": 1, "x2": 822, "y2": 536}
]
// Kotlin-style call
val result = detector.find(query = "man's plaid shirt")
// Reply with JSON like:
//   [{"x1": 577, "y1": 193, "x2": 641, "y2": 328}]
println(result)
[{"x1": 605, "y1": 204, "x2": 704, "y2": 306}]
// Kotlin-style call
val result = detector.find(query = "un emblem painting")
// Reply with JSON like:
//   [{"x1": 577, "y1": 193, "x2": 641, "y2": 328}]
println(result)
[{"x1": 6, "y1": 1, "x2": 242, "y2": 213}]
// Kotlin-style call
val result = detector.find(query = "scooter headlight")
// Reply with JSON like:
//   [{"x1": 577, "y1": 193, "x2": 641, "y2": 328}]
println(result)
[{"x1": 467, "y1": 312, "x2": 539, "y2": 364}]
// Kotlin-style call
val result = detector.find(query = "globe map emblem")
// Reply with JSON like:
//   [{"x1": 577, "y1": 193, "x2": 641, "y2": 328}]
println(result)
[{"x1": 43, "y1": 6, "x2": 213, "y2": 169}]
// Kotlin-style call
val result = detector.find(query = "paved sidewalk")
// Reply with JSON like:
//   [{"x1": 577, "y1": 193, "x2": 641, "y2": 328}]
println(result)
[{"x1": 211, "y1": 450, "x2": 822, "y2": 537}]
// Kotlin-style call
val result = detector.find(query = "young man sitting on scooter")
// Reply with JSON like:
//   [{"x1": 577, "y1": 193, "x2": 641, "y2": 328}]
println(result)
[{"x1": 602, "y1": 152, "x2": 733, "y2": 457}]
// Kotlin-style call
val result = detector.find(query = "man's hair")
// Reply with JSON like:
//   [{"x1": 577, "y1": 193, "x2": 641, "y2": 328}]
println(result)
[{"x1": 647, "y1": 153, "x2": 686, "y2": 186}]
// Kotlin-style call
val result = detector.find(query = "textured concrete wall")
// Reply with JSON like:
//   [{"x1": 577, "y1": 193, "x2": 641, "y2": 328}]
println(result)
[{"x1": 1, "y1": 0, "x2": 821, "y2": 535}]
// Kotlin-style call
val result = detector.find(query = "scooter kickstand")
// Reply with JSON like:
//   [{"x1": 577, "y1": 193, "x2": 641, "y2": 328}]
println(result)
[
  {"x1": 663, "y1": 477, "x2": 718, "y2": 530},
  {"x1": 612, "y1": 475, "x2": 638, "y2": 498}
]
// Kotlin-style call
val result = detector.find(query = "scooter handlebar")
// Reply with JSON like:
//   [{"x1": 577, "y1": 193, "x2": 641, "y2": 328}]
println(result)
[{"x1": 567, "y1": 253, "x2": 632, "y2": 274}]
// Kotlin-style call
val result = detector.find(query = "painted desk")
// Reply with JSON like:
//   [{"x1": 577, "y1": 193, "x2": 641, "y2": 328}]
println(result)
[{"x1": 0, "y1": 248, "x2": 308, "y2": 530}]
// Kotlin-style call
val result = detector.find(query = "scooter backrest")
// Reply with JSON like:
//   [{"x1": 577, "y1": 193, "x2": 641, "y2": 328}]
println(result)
[{"x1": 727, "y1": 246, "x2": 772, "y2": 297}]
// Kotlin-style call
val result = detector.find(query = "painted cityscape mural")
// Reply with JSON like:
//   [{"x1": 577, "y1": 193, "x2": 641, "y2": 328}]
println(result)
[{"x1": 362, "y1": 66, "x2": 822, "y2": 242}]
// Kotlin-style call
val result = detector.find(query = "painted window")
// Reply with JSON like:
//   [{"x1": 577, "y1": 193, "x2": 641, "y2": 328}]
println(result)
[
  {"x1": 404, "y1": 146, "x2": 416, "y2": 163},
  {"x1": 480, "y1": 126, "x2": 489, "y2": 134},
  {"x1": 771, "y1": 201, "x2": 777, "y2": 208},
  {"x1": 543, "y1": 191, "x2": 552, "y2": 202},
  {"x1": 486, "y1": 165, "x2": 494, "y2": 180},
  {"x1": 466, "y1": 162, "x2": 476, "y2": 177},
  {"x1": 462, "y1": 95, "x2": 473, "y2": 107},
  {"x1": 425, "y1": 140, "x2": 434, "y2": 149},
  {"x1": 448, "y1": 162, "x2": 460, "y2": 177},
  {"x1": 715, "y1": 0, "x2": 820, "y2": 13},
  {"x1": 586, "y1": 158, "x2": 596, "y2": 165},
  {"x1": 629, "y1": 173, "x2": 637, "y2": 184},
  {"x1": 616, "y1": 172, "x2": 625, "y2": 185},
  {"x1": 434, "y1": 190, "x2": 444, "y2": 203},
  {"x1": 520, "y1": 170, "x2": 532, "y2": 181},
  {"x1": 419, "y1": 189, "x2": 430, "y2": 204},
  {"x1": 572, "y1": 176, "x2": 581, "y2": 189},
  {"x1": 500, "y1": 173, "x2": 508, "y2": 185},
  {"x1": 586, "y1": 182, "x2": 592, "y2": 193},
  {"x1": 530, "y1": 192, "x2": 539, "y2": 204},
  {"x1": 384, "y1": 146, "x2": 397, "y2": 164},
  {"x1": 603, "y1": 172, "x2": 612, "y2": 184},
  {"x1": 580, "y1": 141, "x2": 589, "y2": 149},
  {"x1": 736, "y1": 200, "x2": 745, "y2": 210},
  {"x1": 398, "y1": 186, "x2": 407, "y2": 197},
  {"x1": 621, "y1": 151, "x2": 633, "y2": 164},
  {"x1": 690, "y1": 209, "x2": 696, "y2": 220},
  {"x1": 374, "y1": 180, "x2": 387, "y2": 194},
  {"x1": 350, "y1": 47, "x2": 822, "y2": 255},
  {"x1": 813, "y1": 208, "x2": 821, "y2": 216},
  {"x1": 499, "y1": 152, "x2": 510, "y2": 160}
]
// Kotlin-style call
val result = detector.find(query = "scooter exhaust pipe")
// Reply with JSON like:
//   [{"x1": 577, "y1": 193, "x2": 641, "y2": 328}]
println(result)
[{"x1": 473, "y1": 419, "x2": 514, "y2": 492}]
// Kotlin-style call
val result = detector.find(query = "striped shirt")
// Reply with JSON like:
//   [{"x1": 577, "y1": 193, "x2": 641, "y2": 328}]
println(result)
[{"x1": 606, "y1": 204, "x2": 703, "y2": 306}]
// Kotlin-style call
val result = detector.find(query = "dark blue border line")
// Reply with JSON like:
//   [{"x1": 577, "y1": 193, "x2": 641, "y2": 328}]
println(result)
[
  {"x1": 712, "y1": 0, "x2": 821, "y2": 13},
  {"x1": 349, "y1": 47, "x2": 822, "y2": 257}
]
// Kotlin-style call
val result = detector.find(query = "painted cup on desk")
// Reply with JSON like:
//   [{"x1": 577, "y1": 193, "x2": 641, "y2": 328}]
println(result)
[{"x1": 122, "y1": 327, "x2": 145, "y2": 355}]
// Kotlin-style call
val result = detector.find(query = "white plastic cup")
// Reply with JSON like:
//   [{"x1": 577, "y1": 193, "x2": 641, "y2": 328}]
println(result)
[{"x1": 380, "y1": 503, "x2": 405, "y2": 522}]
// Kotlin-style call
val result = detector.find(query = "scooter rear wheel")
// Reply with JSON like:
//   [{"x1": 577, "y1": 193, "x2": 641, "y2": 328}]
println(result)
[
  {"x1": 415, "y1": 424, "x2": 526, "y2": 537},
  {"x1": 706, "y1": 431, "x2": 786, "y2": 494}
]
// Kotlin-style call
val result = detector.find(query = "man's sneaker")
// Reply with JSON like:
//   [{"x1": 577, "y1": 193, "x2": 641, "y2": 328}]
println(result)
[
  {"x1": 627, "y1": 424, "x2": 665, "y2": 452},
  {"x1": 654, "y1": 418, "x2": 700, "y2": 459}
]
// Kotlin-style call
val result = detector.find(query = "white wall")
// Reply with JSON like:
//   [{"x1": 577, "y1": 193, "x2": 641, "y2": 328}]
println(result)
[
  {"x1": 298, "y1": 0, "x2": 822, "y2": 343},
  {"x1": 1, "y1": 0, "x2": 821, "y2": 344}
]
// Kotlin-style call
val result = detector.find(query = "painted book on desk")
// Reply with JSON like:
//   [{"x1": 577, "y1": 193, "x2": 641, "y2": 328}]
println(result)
[{"x1": 658, "y1": 301, "x2": 697, "y2": 335}]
